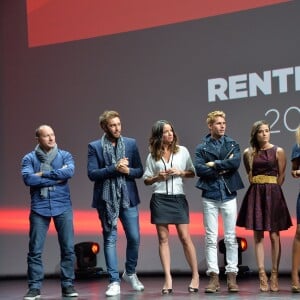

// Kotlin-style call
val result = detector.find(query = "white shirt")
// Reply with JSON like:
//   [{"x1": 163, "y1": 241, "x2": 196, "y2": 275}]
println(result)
[{"x1": 143, "y1": 145, "x2": 195, "y2": 195}]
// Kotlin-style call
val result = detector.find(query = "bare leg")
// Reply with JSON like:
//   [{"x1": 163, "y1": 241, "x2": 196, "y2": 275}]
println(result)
[
  {"x1": 292, "y1": 225, "x2": 300, "y2": 287},
  {"x1": 254, "y1": 231, "x2": 269, "y2": 291},
  {"x1": 156, "y1": 224, "x2": 172, "y2": 290},
  {"x1": 292, "y1": 224, "x2": 300, "y2": 287},
  {"x1": 176, "y1": 224, "x2": 199, "y2": 288},
  {"x1": 254, "y1": 230, "x2": 265, "y2": 271},
  {"x1": 269, "y1": 231, "x2": 281, "y2": 273},
  {"x1": 269, "y1": 231, "x2": 280, "y2": 292}
]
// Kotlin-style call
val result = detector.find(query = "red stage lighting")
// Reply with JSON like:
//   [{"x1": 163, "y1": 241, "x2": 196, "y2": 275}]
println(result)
[
  {"x1": 238, "y1": 237, "x2": 247, "y2": 252},
  {"x1": 74, "y1": 241, "x2": 105, "y2": 279},
  {"x1": 75, "y1": 241, "x2": 100, "y2": 269},
  {"x1": 218, "y1": 237, "x2": 249, "y2": 275}
]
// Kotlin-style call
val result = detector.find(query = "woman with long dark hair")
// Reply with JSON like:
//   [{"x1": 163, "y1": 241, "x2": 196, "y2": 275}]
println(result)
[
  {"x1": 237, "y1": 120, "x2": 292, "y2": 292},
  {"x1": 143, "y1": 120, "x2": 199, "y2": 294}
]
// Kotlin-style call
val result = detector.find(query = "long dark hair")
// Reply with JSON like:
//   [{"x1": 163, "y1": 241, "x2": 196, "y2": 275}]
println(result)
[
  {"x1": 149, "y1": 120, "x2": 179, "y2": 161},
  {"x1": 250, "y1": 120, "x2": 270, "y2": 152}
]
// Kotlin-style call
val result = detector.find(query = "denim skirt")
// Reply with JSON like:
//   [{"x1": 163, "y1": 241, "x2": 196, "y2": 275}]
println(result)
[{"x1": 150, "y1": 193, "x2": 189, "y2": 224}]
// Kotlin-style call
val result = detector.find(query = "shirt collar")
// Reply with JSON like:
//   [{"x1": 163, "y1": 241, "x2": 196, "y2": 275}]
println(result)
[{"x1": 209, "y1": 135, "x2": 224, "y2": 145}]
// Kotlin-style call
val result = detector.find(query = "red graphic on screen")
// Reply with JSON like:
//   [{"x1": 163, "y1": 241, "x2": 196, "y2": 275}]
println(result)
[
  {"x1": 26, "y1": 0, "x2": 289, "y2": 47},
  {"x1": 0, "y1": 208, "x2": 295, "y2": 237}
]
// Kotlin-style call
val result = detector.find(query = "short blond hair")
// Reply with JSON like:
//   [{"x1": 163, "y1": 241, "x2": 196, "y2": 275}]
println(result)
[{"x1": 206, "y1": 110, "x2": 226, "y2": 125}]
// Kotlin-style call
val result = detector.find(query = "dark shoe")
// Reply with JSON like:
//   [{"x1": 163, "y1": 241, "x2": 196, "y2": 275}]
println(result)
[
  {"x1": 227, "y1": 272, "x2": 239, "y2": 292},
  {"x1": 188, "y1": 286, "x2": 199, "y2": 293},
  {"x1": 161, "y1": 288, "x2": 172, "y2": 295},
  {"x1": 62, "y1": 286, "x2": 78, "y2": 297},
  {"x1": 23, "y1": 289, "x2": 40, "y2": 300},
  {"x1": 205, "y1": 272, "x2": 220, "y2": 293}
]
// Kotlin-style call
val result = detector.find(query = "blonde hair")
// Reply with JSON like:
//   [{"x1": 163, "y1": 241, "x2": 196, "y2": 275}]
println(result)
[
  {"x1": 206, "y1": 110, "x2": 226, "y2": 125},
  {"x1": 296, "y1": 125, "x2": 300, "y2": 145}
]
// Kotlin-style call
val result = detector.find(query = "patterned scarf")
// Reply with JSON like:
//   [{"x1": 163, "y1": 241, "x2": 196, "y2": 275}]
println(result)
[
  {"x1": 35, "y1": 144, "x2": 58, "y2": 198},
  {"x1": 101, "y1": 134, "x2": 129, "y2": 231}
]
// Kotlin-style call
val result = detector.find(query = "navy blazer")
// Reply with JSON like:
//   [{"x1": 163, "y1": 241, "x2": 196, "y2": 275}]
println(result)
[{"x1": 87, "y1": 137, "x2": 143, "y2": 209}]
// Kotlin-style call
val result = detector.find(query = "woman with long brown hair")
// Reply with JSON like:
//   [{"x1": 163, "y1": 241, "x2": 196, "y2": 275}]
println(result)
[
  {"x1": 237, "y1": 120, "x2": 292, "y2": 292},
  {"x1": 143, "y1": 120, "x2": 199, "y2": 295}
]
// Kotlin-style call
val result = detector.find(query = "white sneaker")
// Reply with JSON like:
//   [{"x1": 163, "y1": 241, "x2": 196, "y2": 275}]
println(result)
[
  {"x1": 105, "y1": 282, "x2": 120, "y2": 297},
  {"x1": 122, "y1": 272, "x2": 144, "y2": 291}
]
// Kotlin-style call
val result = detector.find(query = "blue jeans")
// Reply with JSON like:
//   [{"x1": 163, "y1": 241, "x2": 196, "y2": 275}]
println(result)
[
  {"x1": 202, "y1": 197, "x2": 239, "y2": 275},
  {"x1": 98, "y1": 205, "x2": 140, "y2": 283},
  {"x1": 27, "y1": 209, "x2": 75, "y2": 289}
]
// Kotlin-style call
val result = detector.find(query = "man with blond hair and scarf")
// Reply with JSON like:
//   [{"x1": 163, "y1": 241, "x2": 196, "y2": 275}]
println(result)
[{"x1": 87, "y1": 110, "x2": 144, "y2": 297}]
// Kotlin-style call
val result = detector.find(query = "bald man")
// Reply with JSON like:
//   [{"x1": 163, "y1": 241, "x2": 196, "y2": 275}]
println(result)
[{"x1": 21, "y1": 125, "x2": 78, "y2": 299}]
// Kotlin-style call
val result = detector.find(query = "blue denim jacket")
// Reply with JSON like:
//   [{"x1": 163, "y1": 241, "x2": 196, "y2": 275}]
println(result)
[
  {"x1": 194, "y1": 134, "x2": 244, "y2": 201},
  {"x1": 21, "y1": 149, "x2": 75, "y2": 216}
]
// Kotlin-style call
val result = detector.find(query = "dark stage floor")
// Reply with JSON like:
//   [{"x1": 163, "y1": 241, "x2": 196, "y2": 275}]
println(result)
[{"x1": 1, "y1": 273, "x2": 299, "y2": 300}]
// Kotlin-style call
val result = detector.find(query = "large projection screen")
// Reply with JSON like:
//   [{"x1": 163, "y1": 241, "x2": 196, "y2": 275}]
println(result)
[{"x1": 1, "y1": 0, "x2": 299, "y2": 276}]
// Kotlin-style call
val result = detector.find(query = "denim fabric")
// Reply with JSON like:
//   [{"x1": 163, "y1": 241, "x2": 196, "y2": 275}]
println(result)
[
  {"x1": 202, "y1": 197, "x2": 238, "y2": 275},
  {"x1": 21, "y1": 149, "x2": 74, "y2": 217},
  {"x1": 27, "y1": 209, "x2": 75, "y2": 289},
  {"x1": 195, "y1": 134, "x2": 244, "y2": 198},
  {"x1": 98, "y1": 206, "x2": 140, "y2": 283},
  {"x1": 291, "y1": 143, "x2": 300, "y2": 161}
]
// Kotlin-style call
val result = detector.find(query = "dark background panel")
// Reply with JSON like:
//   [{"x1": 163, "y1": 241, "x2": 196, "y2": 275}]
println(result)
[{"x1": 0, "y1": 1, "x2": 299, "y2": 276}]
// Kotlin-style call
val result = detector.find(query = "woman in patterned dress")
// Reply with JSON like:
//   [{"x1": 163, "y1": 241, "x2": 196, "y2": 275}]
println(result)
[{"x1": 237, "y1": 120, "x2": 292, "y2": 292}]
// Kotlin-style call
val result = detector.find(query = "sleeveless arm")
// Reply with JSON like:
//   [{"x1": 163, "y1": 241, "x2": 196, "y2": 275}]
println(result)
[{"x1": 276, "y1": 147, "x2": 286, "y2": 186}]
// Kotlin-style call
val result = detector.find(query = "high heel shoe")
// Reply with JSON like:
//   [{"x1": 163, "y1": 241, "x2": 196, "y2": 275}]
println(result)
[
  {"x1": 161, "y1": 288, "x2": 173, "y2": 295},
  {"x1": 259, "y1": 270, "x2": 269, "y2": 292},
  {"x1": 270, "y1": 271, "x2": 279, "y2": 292},
  {"x1": 292, "y1": 285, "x2": 300, "y2": 293},
  {"x1": 188, "y1": 286, "x2": 199, "y2": 293}
]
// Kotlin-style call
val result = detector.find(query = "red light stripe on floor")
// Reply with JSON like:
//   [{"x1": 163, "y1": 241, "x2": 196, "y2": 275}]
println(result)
[{"x1": 0, "y1": 208, "x2": 296, "y2": 237}]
